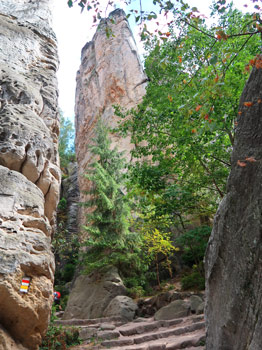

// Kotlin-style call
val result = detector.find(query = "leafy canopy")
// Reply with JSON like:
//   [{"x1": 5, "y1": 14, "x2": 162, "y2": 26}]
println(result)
[{"x1": 115, "y1": 2, "x2": 261, "y2": 227}]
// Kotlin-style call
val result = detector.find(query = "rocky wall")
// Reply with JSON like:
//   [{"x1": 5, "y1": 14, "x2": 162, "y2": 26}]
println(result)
[
  {"x1": 0, "y1": 1, "x2": 60, "y2": 349},
  {"x1": 75, "y1": 8, "x2": 146, "y2": 227},
  {"x1": 205, "y1": 59, "x2": 262, "y2": 349}
]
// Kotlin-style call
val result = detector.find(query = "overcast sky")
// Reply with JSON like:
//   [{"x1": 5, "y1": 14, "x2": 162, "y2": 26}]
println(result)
[{"x1": 52, "y1": 0, "x2": 250, "y2": 122}]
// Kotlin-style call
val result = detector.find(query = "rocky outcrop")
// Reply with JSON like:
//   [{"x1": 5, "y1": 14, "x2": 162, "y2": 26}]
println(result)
[
  {"x1": 75, "y1": 8, "x2": 146, "y2": 226},
  {"x1": 205, "y1": 59, "x2": 262, "y2": 349},
  {"x1": 63, "y1": 267, "x2": 127, "y2": 320},
  {"x1": 0, "y1": 1, "x2": 59, "y2": 349}
]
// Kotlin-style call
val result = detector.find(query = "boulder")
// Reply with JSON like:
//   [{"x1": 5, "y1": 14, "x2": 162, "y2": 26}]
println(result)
[
  {"x1": 190, "y1": 295, "x2": 203, "y2": 314},
  {"x1": 196, "y1": 302, "x2": 205, "y2": 315},
  {"x1": 63, "y1": 267, "x2": 127, "y2": 320},
  {"x1": 154, "y1": 300, "x2": 190, "y2": 320},
  {"x1": 103, "y1": 296, "x2": 138, "y2": 322}
]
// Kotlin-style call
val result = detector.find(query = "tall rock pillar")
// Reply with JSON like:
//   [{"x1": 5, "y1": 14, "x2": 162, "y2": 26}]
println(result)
[
  {"x1": 0, "y1": 1, "x2": 60, "y2": 349},
  {"x1": 75, "y1": 9, "x2": 146, "y2": 226},
  {"x1": 205, "y1": 60, "x2": 262, "y2": 349}
]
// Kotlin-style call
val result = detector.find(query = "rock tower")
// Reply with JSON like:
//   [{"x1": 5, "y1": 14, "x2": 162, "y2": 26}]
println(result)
[
  {"x1": 0, "y1": 0, "x2": 60, "y2": 348},
  {"x1": 75, "y1": 9, "x2": 147, "y2": 226},
  {"x1": 63, "y1": 9, "x2": 146, "y2": 320}
]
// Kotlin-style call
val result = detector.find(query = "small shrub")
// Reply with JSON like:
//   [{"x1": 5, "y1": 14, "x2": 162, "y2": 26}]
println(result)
[
  {"x1": 40, "y1": 307, "x2": 81, "y2": 350},
  {"x1": 176, "y1": 226, "x2": 211, "y2": 268},
  {"x1": 58, "y1": 197, "x2": 67, "y2": 211},
  {"x1": 127, "y1": 286, "x2": 145, "y2": 298},
  {"x1": 181, "y1": 269, "x2": 205, "y2": 291},
  {"x1": 62, "y1": 263, "x2": 76, "y2": 282}
]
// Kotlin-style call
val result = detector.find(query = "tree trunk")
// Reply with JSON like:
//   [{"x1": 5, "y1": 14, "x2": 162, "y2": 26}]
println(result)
[{"x1": 205, "y1": 57, "x2": 262, "y2": 350}]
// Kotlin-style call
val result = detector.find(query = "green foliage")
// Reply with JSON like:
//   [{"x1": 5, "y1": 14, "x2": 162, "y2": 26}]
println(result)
[
  {"x1": 127, "y1": 285, "x2": 145, "y2": 298},
  {"x1": 62, "y1": 263, "x2": 76, "y2": 282},
  {"x1": 143, "y1": 228, "x2": 178, "y2": 287},
  {"x1": 115, "y1": 3, "x2": 261, "y2": 232},
  {"x1": 176, "y1": 226, "x2": 211, "y2": 267},
  {"x1": 59, "y1": 114, "x2": 75, "y2": 169},
  {"x1": 181, "y1": 268, "x2": 205, "y2": 291},
  {"x1": 83, "y1": 120, "x2": 144, "y2": 276},
  {"x1": 67, "y1": 0, "x2": 262, "y2": 292},
  {"x1": 40, "y1": 307, "x2": 81, "y2": 349},
  {"x1": 58, "y1": 197, "x2": 67, "y2": 211}
]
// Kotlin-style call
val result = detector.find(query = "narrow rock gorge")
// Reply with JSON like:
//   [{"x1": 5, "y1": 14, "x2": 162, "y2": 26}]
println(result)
[
  {"x1": 64, "y1": 9, "x2": 147, "y2": 320},
  {"x1": 0, "y1": 0, "x2": 60, "y2": 349}
]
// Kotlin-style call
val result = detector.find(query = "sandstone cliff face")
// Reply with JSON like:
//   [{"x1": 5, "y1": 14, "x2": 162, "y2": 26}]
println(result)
[
  {"x1": 75, "y1": 9, "x2": 146, "y2": 226},
  {"x1": 0, "y1": 1, "x2": 60, "y2": 349},
  {"x1": 205, "y1": 61, "x2": 262, "y2": 349},
  {"x1": 64, "y1": 9, "x2": 146, "y2": 320}
]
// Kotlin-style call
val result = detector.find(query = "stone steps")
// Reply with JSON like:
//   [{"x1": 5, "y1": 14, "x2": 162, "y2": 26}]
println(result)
[{"x1": 67, "y1": 314, "x2": 205, "y2": 350}]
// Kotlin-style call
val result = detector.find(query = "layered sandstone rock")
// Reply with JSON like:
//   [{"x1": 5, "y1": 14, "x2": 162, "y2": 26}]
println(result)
[
  {"x1": 75, "y1": 8, "x2": 146, "y2": 226},
  {"x1": 0, "y1": 1, "x2": 60, "y2": 349},
  {"x1": 205, "y1": 60, "x2": 262, "y2": 349}
]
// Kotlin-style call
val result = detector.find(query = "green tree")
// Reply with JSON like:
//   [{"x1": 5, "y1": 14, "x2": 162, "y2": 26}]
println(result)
[
  {"x1": 82, "y1": 120, "x2": 143, "y2": 276},
  {"x1": 59, "y1": 114, "x2": 75, "y2": 169},
  {"x1": 116, "y1": 3, "x2": 261, "y2": 226}
]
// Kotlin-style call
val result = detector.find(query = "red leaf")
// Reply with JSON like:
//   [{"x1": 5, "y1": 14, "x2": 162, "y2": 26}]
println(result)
[
  {"x1": 255, "y1": 57, "x2": 262, "y2": 69},
  {"x1": 191, "y1": 129, "x2": 197, "y2": 133},
  {"x1": 245, "y1": 157, "x2": 256, "y2": 163},
  {"x1": 237, "y1": 160, "x2": 247, "y2": 167},
  {"x1": 250, "y1": 59, "x2": 255, "y2": 66},
  {"x1": 195, "y1": 105, "x2": 202, "y2": 112},
  {"x1": 204, "y1": 114, "x2": 209, "y2": 120},
  {"x1": 243, "y1": 102, "x2": 253, "y2": 107}
]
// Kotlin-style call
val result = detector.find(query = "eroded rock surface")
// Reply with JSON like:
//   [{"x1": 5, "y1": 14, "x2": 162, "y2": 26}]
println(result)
[
  {"x1": 205, "y1": 59, "x2": 262, "y2": 349},
  {"x1": 60, "y1": 162, "x2": 80, "y2": 235},
  {"x1": 0, "y1": 1, "x2": 59, "y2": 349},
  {"x1": 75, "y1": 8, "x2": 146, "y2": 226}
]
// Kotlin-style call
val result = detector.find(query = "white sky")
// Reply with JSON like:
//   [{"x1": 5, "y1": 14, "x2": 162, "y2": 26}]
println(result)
[{"x1": 52, "y1": 0, "x2": 252, "y2": 122}]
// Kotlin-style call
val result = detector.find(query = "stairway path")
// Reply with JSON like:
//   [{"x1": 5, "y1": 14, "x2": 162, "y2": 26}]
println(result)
[{"x1": 64, "y1": 314, "x2": 206, "y2": 350}]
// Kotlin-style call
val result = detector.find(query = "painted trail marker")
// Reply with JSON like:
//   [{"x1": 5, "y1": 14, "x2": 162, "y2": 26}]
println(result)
[{"x1": 20, "y1": 277, "x2": 31, "y2": 293}]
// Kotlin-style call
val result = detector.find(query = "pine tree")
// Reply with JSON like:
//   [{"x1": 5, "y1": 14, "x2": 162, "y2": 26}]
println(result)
[{"x1": 83, "y1": 120, "x2": 142, "y2": 274}]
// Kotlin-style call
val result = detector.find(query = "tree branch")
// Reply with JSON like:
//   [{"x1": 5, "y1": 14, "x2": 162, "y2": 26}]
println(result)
[{"x1": 199, "y1": 159, "x2": 224, "y2": 198}]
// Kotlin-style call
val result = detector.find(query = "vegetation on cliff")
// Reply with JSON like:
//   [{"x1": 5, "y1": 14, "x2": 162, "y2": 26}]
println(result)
[{"x1": 58, "y1": 0, "x2": 262, "y2": 294}]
